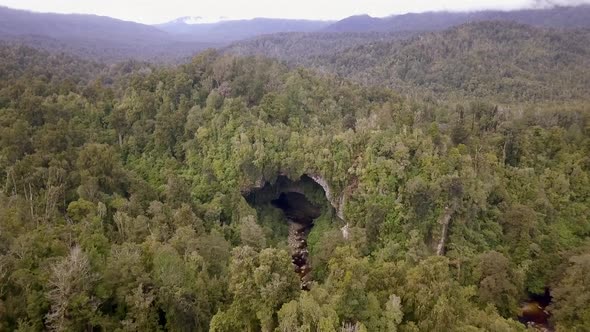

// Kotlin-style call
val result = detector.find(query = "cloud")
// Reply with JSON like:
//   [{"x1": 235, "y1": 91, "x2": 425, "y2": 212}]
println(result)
[
  {"x1": 1, "y1": 0, "x2": 589, "y2": 24},
  {"x1": 530, "y1": 0, "x2": 590, "y2": 8}
]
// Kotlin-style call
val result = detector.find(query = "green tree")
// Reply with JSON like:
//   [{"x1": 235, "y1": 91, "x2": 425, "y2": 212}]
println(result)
[
  {"x1": 475, "y1": 251, "x2": 522, "y2": 317},
  {"x1": 550, "y1": 252, "x2": 590, "y2": 331},
  {"x1": 210, "y1": 246, "x2": 299, "y2": 332}
]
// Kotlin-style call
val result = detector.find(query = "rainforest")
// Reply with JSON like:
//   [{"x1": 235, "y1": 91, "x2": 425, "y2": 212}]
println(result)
[{"x1": 0, "y1": 4, "x2": 590, "y2": 332}]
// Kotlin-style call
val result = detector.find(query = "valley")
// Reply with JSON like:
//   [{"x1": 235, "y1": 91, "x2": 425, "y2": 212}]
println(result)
[{"x1": 0, "y1": 2, "x2": 589, "y2": 332}]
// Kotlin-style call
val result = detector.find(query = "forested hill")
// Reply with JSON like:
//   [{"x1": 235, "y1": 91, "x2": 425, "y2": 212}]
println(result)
[
  {"x1": 223, "y1": 31, "x2": 415, "y2": 66},
  {"x1": 156, "y1": 18, "x2": 333, "y2": 42},
  {"x1": 323, "y1": 5, "x2": 590, "y2": 32},
  {"x1": 0, "y1": 44, "x2": 102, "y2": 84},
  {"x1": 0, "y1": 6, "x2": 214, "y2": 63},
  {"x1": 2, "y1": 4, "x2": 590, "y2": 63},
  {"x1": 1, "y1": 40, "x2": 590, "y2": 331},
  {"x1": 225, "y1": 21, "x2": 590, "y2": 102},
  {"x1": 0, "y1": 6, "x2": 167, "y2": 41}
]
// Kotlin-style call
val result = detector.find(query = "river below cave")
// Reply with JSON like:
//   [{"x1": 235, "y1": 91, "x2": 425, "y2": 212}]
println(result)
[
  {"x1": 288, "y1": 222, "x2": 313, "y2": 289},
  {"x1": 518, "y1": 290, "x2": 553, "y2": 331},
  {"x1": 271, "y1": 191, "x2": 321, "y2": 290}
]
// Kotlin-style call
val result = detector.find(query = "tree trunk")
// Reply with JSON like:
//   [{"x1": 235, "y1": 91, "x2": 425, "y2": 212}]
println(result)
[{"x1": 436, "y1": 206, "x2": 455, "y2": 256}]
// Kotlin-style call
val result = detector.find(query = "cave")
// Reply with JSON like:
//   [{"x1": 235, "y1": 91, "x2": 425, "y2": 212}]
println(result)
[
  {"x1": 271, "y1": 192, "x2": 321, "y2": 224},
  {"x1": 244, "y1": 175, "x2": 332, "y2": 289}
]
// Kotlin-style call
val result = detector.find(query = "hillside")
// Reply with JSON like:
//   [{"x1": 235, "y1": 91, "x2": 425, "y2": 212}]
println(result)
[
  {"x1": 156, "y1": 18, "x2": 332, "y2": 42},
  {"x1": 2, "y1": 4, "x2": 590, "y2": 63},
  {"x1": 0, "y1": 6, "x2": 213, "y2": 62},
  {"x1": 0, "y1": 6, "x2": 168, "y2": 42},
  {"x1": 226, "y1": 21, "x2": 590, "y2": 102},
  {"x1": 323, "y1": 5, "x2": 590, "y2": 32},
  {"x1": 224, "y1": 31, "x2": 416, "y2": 65}
]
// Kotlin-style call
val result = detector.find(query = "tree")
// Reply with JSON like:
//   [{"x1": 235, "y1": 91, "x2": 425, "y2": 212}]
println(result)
[
  {"x1": 501, "y1": 204, "x2": 537, "y2": 262},
  {"x1": 76, "y1": 143, "x2": 125, "y2": 201},
  {"x1": 550, "y1": 253, "x2": 590, "y2": 331},
  {"x1": 239, "y1": 215, "x2": 267, "y2": 249},
  {"x1": 119, "y1": 285, "x2": 160, "y2": 332},
  {"x1": 381, "y1": 295, "x2": 403, "y2": 332},
  {"x1": 210, "y1": 246, "x2": 299, "y2": 332},
  {"x1": 475, "y1": 251, "x2": 522, "y2": 317},
  {"x1": 152, "y1": 244, "x2": 212, "y2": 331},
  {"x1": 324, "y1": 247, "x2": 373, "y2": 326},
  {"x1": 402, "y1": 256, "x2": 472, "y2": 332},
  {"x1": 276, "y1": 289, "x2": 339, "y2": 332},
  {"x1": 46, "y1": 246, "x2": 98, "y2": 331}
]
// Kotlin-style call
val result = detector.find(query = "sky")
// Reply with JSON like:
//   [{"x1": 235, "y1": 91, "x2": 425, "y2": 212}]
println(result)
[{"x1": 0, "y1": 0, "x2": 589, "y2": 24}]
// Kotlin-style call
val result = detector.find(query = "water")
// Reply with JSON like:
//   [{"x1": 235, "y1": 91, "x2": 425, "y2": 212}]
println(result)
[
  {"x1": 272, "y1": 192, "x2": 320, "y2": 290},
  {"x1": 519, "y1": 290, "x2": 553, "y2": 331}
]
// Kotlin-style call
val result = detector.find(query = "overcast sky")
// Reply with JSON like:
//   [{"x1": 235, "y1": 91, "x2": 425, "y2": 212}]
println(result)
[{"x1": 1, "y1": 0, "x2": 589, "y2": 24}]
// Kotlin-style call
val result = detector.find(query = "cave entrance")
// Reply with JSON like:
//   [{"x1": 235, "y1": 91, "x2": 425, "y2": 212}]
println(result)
[
  {"x1": 244, "y1": 175, "x2": 331, "y2": 289},
  {"x1": 271, "y1": 192, "x2": 321, "y2": 224}
]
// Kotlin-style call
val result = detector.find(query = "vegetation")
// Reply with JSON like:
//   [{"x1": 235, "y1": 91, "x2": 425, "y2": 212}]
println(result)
[
  {"x1": 3, "y1": 4, "x2": 590, "y2": 63},
  {"x1": 226, "y1": 21, "x2": 590, "y2": 102},
  {"x1": 0, "y1": 6, "x2": 214, "y2": 63},
  {"x1": 0, "y1": 18, "x2": 589, "y2": 332}
]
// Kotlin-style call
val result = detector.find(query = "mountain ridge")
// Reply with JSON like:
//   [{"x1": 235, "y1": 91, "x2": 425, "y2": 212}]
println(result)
[
  {"x1": 155, "y1": 17, "x2": 333, "y2": 42},
  {"x1": 0, "y1": 6, "x2": 213, "y2": 62},
  {"x1": 224, "y1": 20, "x2": 590, "y2": 102},
  {"x1": 323, "y1": 5, "x2": 590, "y2": 32},
  {"x1": 2, "y1": 4, "x2": 590, "y2": 62}
]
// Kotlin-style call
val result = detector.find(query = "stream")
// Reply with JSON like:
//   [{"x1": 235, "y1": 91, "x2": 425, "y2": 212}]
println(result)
[
  {"x1": 518, "y1": 290, "x2": 553, "y2": 331},
  {"x1": 272, "y1": 192, "x2": 321, "y2": 289}
]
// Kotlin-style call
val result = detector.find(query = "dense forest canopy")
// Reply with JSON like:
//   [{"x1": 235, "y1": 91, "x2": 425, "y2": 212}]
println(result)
[
  {"x1": 0, "y1": 6, "x2": 590, "y2": 332},
  {"x1": 226, "y1": 21, "x2": 590, "y2": 102}
]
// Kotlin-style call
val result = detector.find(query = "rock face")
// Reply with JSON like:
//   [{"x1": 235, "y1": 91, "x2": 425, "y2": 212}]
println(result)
[{"x1": 308, "y1": 174, "x2": 348, "y2": 221}]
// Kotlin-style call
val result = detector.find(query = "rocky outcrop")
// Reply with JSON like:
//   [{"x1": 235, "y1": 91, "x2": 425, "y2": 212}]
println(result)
[
  {"x1": 288, "y1": 221, "x2": 312, "y2": 290},
  {"x1": 308, "y1": 174, "x2": 357, "y2": 222},
  {"x1": 308, "y1": 174, "x2": 341, "y2": 216}
]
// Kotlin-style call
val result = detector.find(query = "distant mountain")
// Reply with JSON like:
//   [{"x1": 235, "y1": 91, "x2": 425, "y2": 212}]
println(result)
[
  {"x1": 0, "y1": 6, "x2": 170, "y2": 42},
  {"x1": 0, "y1": 6, "x2": 213, "y2": 62},
  {"x1": 156, "y1": 18, "x2": 333, "y2": 42},
  {"x1": 323, "y1": 5, "x2": 590, "y2": 32},
  {"x1": 3, "y1": 4, "x2": 590, "y2": 63},
  {"x1": 323, "y1": 15, "x2": 383, "y2": 32}
]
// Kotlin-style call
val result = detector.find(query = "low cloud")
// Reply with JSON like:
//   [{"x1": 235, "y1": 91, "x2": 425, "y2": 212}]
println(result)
[{"x1": 530, "y1": 0, "x2": 590, "y2": 8}]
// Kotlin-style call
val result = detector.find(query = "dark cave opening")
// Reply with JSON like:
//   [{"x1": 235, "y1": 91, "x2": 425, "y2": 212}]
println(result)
[
  {"x1": 244, "y1": 175, "x2": 329, "y2": 289},
  {"x1": 271, "y1": 192, "x2": 321, "y2": 224}
]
